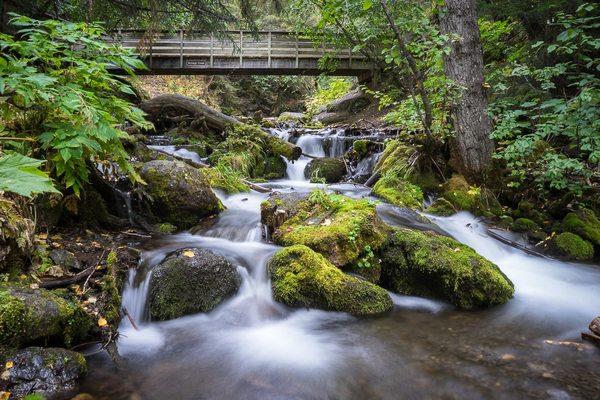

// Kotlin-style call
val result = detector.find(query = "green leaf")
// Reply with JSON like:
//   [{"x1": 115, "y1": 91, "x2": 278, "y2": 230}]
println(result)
[
  {"x1": 363, "y1": 0, "x2": 373, "y2": 11},
  {"x1": 0, "y1": 153, "x2": 60, "y2": 197}
]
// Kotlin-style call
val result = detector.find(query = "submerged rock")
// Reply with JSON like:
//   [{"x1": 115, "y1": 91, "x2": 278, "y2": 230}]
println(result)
[
  {"x1": 139, "y1": 160, "x2": 224, "y2": 229},
  {"x1": 148, "y1": 248, "x2": 241, "y2": 320},
  {"x1": 262, "y1": 192, "x2": 389, "y2": 267},
  {"x1": 0, "y1": 286, "x2": 94, "y2": 348},
  {"x1": 379, "y1": 229, "x2": 514, "y2": 309},
  {"x1": 268, "y1": 245, "x2": 393, "y2": 316},
  {"x1": 0, "y1": 347, "x2": 86, "y2": 399},
  {"x1": 304, "y1": 157, "x2": 346, "y2": 183}
]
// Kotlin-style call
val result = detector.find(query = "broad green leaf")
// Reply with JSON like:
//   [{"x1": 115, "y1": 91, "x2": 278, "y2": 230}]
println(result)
[{"x1": 0, "y1": 153, "x2": 60, "y2": 197}]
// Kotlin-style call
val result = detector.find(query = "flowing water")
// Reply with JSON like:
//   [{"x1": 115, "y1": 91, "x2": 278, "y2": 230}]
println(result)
[{"x1": 81, "y1": 127, "x2": 600, "y2": 400}]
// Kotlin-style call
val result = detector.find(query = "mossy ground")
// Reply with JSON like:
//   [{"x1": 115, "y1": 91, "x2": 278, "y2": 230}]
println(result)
[
  {"x1": 380, "y1": 229, "x2": 514, "y2": 309},
  {"x1": 441, "y1": 175, "x2": 502, "y2": 217},
  {"x1": 268, "y1": 245, "x2": 392, "y2": 316},
  {"x1": 273, "y1": 191, "x2": 389, "y2": 267},
  {"x1": 561, "y1": 209, "x2": 600, "y2": 247}
]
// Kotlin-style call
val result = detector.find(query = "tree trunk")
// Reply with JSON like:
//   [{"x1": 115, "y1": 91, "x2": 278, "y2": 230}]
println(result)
[
  {"x1": 440, "y1": 0, "x2": 493, "y2": 183},
  {"x1": 140, "y1": 94, "x2": 241, "y2": 132}
]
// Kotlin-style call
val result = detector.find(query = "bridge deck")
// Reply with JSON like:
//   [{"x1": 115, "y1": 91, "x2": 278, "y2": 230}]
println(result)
[{"x1": 107, "y1": 30, "x2": 370, "y2": 75}]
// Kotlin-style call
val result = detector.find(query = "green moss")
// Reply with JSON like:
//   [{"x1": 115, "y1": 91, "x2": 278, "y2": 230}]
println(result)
[
  {"x1": 561, "y1": 209, "x2": 600, "y2": 246},
  {"x1": 0, "y1": 286, "x2": 93, "y2": 348},
  {"x1": 426, "y1": 198, "x2": 456, "y2": 216},
  {"x1": 442, "y1": 175, "x2": 502, "y2": 217},
  {"x1": 201, "y1": 167, "x2": 250, "y2": 194},
  {"x1": 154, "y1": 222, "x2": 178, "y2": 234},
  {"x1": 352, "y1": 140, "x2": 368, "y2": 158},
  {"x1": 380, "y1": 229, "x2": 514, "y2": 309},
  {"x1": 553, "y1": 232, "x2": 594, "y2": 261},
  {"x1": 372, "y1": 171, "x2": 424, "y2": 209},
  {"x1": 305, "y1": 158, "x2": 346, "y2": 183},
  {"x1": 512, "y1": 218, "x2": 540, "y2": 232},
  {"x1": 273, "y1": 192, "x2": 389, "y2": 267},
  {"x1": 99, "y1": 251, "x2": 122, "y2": 326},
  {"x1": 268, "y1": 245, "x2": 392, "y2": 316}
]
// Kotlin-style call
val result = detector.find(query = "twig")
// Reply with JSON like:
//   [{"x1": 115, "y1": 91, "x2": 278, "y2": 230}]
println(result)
[
  {"x1": 122, "y1": 307, "x2": 139, "y2": 331},
  {"x1": 39, "y1": 265, "x2": 96, "y2": 289},
  {"x1": 0, "y1": 137, "x2": 36, "y2": 142}
]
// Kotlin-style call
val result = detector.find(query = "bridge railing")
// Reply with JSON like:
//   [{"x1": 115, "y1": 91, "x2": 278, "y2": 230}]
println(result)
[{"x1": 105, "y1": 30, "x2": 366, "y2": 70}]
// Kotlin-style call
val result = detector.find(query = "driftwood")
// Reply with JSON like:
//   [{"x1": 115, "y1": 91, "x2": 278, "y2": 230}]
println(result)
[
  {"x1": 364, "y1": 171, "x2": 381, "y2": 187},
  {"x1": 140, "y1": 94, "x2": 241, "y2": 132},
  {"x1": 40, "y1": 265, "x2": 96, "y2": 289},
  {"x1": 122, "y1": 307, "x2": 139, "y2": 331}
]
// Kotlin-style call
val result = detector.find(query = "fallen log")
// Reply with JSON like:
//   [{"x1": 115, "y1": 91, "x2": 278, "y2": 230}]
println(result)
[
  {"x1": 40, "y1": 265, "x2": 96, "y2": 289},
  {"x1": 140, "y1": 94, "x2": 241, "y2": 132}
]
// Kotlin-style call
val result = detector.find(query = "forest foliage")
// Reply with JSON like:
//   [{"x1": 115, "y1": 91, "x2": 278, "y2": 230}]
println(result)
[{"x1": 0, "y1": 14, "x2": 151, "y2": 197}]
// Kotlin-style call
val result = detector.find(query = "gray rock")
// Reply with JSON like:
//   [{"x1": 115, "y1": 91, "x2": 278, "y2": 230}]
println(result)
[
  {"x1": 148, "y1": 248, "x2": 241, "y2": 320},
  {"x1": 260, "y1": 192, "x2": 309, "y2": 237},
  {"x1": 139, "y1": 160, "x2": 224, "y2": 229},
  {"x1": 304, "y1": 157, "x2": 346, "y2": 183},
  {"x1": 49, "y1": 249, "x2": 81, "y2": 271},
  {"x1": 0, "y1": 347, "x2": 86, "y2": 399}
]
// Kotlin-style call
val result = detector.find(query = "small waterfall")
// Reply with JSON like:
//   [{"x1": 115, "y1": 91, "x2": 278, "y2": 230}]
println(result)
[
  {"x1": 351, "y1": 151, "x2": 382, "y2": 183},
  {"x1": 327, "y1": 130, "x2": 347, "y2": 158},
  {"x1": 285, "y1": 134, "x2": 325, "y2": 181}
]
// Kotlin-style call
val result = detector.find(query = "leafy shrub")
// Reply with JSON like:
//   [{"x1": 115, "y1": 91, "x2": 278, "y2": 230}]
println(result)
[
  {"x1": 306, "y1": 77, "x2": 353, "y2": 116},
  {"x1": 489, "y1": 3, "x2": 600, "y2": 205},
  {"x1": 0, "y1": 14, "x2": 152, "y2": 196}
]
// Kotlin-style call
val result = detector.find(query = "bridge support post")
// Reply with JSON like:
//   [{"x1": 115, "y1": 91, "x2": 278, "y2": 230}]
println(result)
[
  {"x1": 239, "y1": 31, "x2": 243, "y2": 67},
  {"x1": 268, "y1": 32, "x2": 272, "y2": 68},
  {"x1": 179, "y1": 29, "x2": 183, "y2": 68},
  {"x1": 295, "y1": 36, "x2": 299, "y2": 68},
  {"x1": 210, "y1": 33, "x2": 214, "y2": 68}
]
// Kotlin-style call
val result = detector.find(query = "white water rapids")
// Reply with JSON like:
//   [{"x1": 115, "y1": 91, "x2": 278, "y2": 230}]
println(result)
[{"x1": 82, "y1": 127, "x2": 600, "y2": 400}]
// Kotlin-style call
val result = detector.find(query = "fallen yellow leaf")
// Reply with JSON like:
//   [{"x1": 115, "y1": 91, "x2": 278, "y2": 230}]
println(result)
[
  {"x1": 98, "y1": 317, "x2": 108, "y2": 327},
  {"x1": 0, "y1": 390, "x2": 10, "y2": 400},
  {"x1": 183, "y1": 250, "x2": 195, "y2": 258},
  {"x1": 5, "y1": 361, "x2": 13, "y2": 369}
]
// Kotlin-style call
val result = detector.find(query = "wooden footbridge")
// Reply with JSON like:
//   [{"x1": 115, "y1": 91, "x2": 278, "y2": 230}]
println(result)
[{"x1": 107, "y1": 30, "x2": 370, "y2": 76}]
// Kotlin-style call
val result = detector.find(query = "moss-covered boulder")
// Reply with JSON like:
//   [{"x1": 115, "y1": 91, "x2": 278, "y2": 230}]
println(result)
[
  {"x1": 372, "y1": 172, "x2": 424, "y2": 209},
  {"x1": 425, "y1": 198, "x2": 456, "y2": 216},
  {"x1": 561, "y1": 209, "x2": 600, "y2": 247},
  {"x1": 148, "y1": 248, "x2": 241, "y2": 320},
  {"x1": 263, "y1": 191, "x2": 389, "y2": 267},
  {"x1": 304, "y1": 157, "x2": 346, "y2": 183},
  {"x1": 268, "y1": 245, "x2": 393, "y2": 316},
  {"x1": 261, "y1": 192, "x2": 309, "y2": 236},
  {"x1": 379, "y1": 229, "x2": 514, "y2": 309},
  {"x1": 550, "y1": 232, "x2": 594, "y2": 261},
  {"x1": 0, "y1": 347, "x2": 87, "y2": 399},
  {"x1": 0, "y1": 286, "x2": 94, "y2": 348},
  {"x1": 139, "y1": 160, "x2": 224, "y2": 229},
  {"x1": 441, "y1": 175, "x2": 502, "y2": 217},
  {"x1": 511, "y1": 218, "x2": 547, "y2": 242},
  {"x1": 208, "y1": 124, "x2": 300, "y2": 180}
]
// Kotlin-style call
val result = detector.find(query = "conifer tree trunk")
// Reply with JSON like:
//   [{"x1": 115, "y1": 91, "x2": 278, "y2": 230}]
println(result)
[{"x1": 440, "y1": 0, "x2": 493, "y2": 183}]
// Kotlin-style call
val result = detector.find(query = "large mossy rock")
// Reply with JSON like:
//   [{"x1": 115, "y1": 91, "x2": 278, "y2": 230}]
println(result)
[
  {"x1": 148, "y1": 248, "x2": 241, "y2": 320},
  {"x1": 550, "y1": 232, "x2": 594, "y2": 261},
  {"x1": 440, "y1": 175, "x2": 502, "y2": 217},
  {"x1": 0, "y1": 286, "x2": 94, "y2": 348},
  {"x1": 372, "y1": 172, "x2": 424, "y2": 209},
  {"x1": 261, "y1": 192, "x2": 389, "y2": 267},
  {"x1": 304, "y1": 157, "x2": 346, "y2": 183},
  {"x1": 268, "y1": 245, "x2": 393, "y2": 316},
  {"x1": 0, "y1": 347, "x2": 86, "y2": 399},
  {"x1": 139, "y1": 160, "x2": 224, "y2": 229},
  {"x1": 561, "y1": 209, "x2": 600, "y2": 247},
  {"x1": 379, "y1": 229, "x2": 514, "y2": 309}
]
